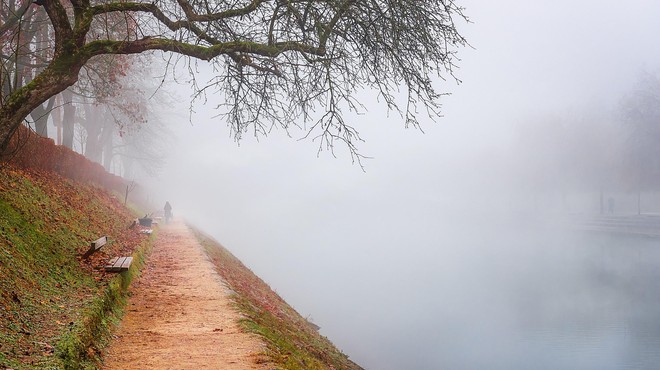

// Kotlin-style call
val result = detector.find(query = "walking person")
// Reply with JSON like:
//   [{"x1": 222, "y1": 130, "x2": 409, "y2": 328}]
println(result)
[{"x1": 164, "y1": 201, "x2": 172, "y2": 223}]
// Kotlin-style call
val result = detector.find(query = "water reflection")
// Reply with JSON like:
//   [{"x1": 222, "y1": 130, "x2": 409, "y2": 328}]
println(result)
[
  {"x1": 508, "y1": 234, "x2": 660, "y2": 370},
  {"x1": 313, "y1": 223, "x2": 660, "y2": 370},
  {"x1": 439, "y1": 232, "x2": 660, "y2": 370}
]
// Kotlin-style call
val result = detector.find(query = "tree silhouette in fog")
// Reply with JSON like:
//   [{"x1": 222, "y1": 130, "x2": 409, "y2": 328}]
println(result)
[
  {"x1": 0, "y1": 0, "x2": 469, "y2": 160},
  {"x1": 621, "y1": 71, "x2": 660, "y2": 213}
]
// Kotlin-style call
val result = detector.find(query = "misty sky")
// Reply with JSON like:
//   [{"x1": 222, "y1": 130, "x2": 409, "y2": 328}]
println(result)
[{"x1": 140, "y1": 1, "x2": 660, "y2": 368}]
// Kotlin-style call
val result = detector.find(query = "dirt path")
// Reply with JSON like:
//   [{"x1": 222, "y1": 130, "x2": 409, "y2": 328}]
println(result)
[{"x1": 103, "y1": 220, "x2": 270, "y2": 369}]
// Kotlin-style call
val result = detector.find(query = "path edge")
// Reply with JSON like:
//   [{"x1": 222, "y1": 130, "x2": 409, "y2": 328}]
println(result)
[
  {"x1": 55, "y1": 229, "x2": 156, "y2": 369},
  {"x1": 190, "y1": 225, "x2": 363, "y2": 370}
]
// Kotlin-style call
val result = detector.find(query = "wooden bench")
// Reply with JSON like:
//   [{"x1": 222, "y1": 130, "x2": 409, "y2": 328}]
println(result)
[
  {"x1": 82, "y1": 236, "x2": 108, "y2": 258},
  {"x1": 104, "y1": 256, "x2": 133, "y2": 272}
]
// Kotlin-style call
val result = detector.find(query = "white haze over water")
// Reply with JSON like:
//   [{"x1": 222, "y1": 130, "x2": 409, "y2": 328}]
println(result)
[{"x1": 141, "y1": 1, "x2": 660, "y2": 369}]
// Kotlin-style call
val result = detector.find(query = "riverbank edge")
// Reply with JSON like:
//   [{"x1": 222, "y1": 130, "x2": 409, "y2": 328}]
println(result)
[{"x1": 191, "y1": 226, "x2": 363, "y2": 370}]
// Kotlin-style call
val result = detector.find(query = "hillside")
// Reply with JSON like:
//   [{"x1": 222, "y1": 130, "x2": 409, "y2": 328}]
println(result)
[
  {"x1": 0, "y1": 131, "x2": 361, "y2": 369},
  {"x1": 0, "y1": 165, "x2": 150, "y2": 369}
]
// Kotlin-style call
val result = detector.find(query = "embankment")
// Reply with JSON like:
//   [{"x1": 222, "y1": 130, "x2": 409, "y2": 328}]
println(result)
[
  {"x1": 195, "y1": 228, "x2": 363, "y2": 369},
  {"x1": 0, "y1": 164, "x2": 152, "y2": 369},
  {"x1": 1, "y1": 129, "x2": 361, "y2": 369}
]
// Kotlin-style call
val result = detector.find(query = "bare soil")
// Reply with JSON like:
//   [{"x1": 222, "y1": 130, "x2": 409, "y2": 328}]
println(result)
[{"x1": 103, "y1": 220, "x2": 272, "y2": 369}]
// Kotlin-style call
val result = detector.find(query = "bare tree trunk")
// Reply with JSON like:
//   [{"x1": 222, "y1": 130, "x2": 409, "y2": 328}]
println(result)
[
  {"x1": 1, "y1": 72, "x2": 10, "y2": 101},
  {"x1": 0, "y1": 29, "x2": 91, "y2": 153},
  {"x1": 52, "y1": 94, "x2": 63, "y2": 145},
  {"x1": 30, "y1": 10, "x2": 54, "y2": 138},
  {"x1": 0, "y1": 0, "x2": 31, "y2": 37},
  {"x1": 82, "y1": 104, "x2": 103, "y2": 162},
  {"x1": 102, "y1": 122, "x2": 114, "y2": 171},
  {"x1": 122, "y1": 156, "x2": 135, "y2": 179},
  {"x1": 31, "y1": 97, "x2": 56, "y2": 137},
  {"x1": 1, "y1": 68, "x2": 79, "y2": 152},
  {"x1": 61, "y1": 89, "x2": 76, "y2": 150}
]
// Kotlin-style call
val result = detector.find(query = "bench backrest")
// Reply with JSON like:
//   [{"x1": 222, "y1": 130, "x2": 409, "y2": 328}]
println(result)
[
  {"x1": 91, "y1": 236, "x2": 108, "y2": 250},
  {"x1": 83, "y1": 236, "x2": 108, "y2": 258}
]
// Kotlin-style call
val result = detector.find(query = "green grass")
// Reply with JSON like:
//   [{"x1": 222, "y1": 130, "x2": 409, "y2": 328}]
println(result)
[
  {"x1": 0, "y1": 163, "x2": 359, "y2": 369},
  {"x1": 56, "y1": 230, "x2": 153, "y2": 369},
  {"x1": 0, "y1": 166, "x2": 152, "y2": 369}
]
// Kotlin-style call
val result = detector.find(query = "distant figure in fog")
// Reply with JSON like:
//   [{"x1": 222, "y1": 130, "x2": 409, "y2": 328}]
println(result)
[
  {"x1": 608, "y1": 197, "x2": 615, "y2": 214},
  {"x1": 164, "y1": 201, "x2": 172, "y2": 223}
]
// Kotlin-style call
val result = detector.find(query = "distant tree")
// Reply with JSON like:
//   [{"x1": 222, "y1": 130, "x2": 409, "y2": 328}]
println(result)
[
  {"x1": 0, "y1": 0, "x2": 468, "y2": 159},
  {"x1": 512, "y1": 110, "x2": 624, "y2": 214},
  {"x1": 620, "y1": 71, "x2": 660, "y2": 213},
  {"x1": 72, "y1": 54, "x2": 170, "y2": 175},
  {"x1": 61, "y1": 88, "x2": 76, "y2": 148},
  {"x1": 56, "y1": 52, "x2": 146, "y2": 153},
  {"x1": 108, "y1": 65, "x2": 171, "y2": 177},
  {"x1": 116, "y1": 115, "x2": 170, "y2": 178},
  {"x1": 0, "y1": 0, "x2": 31, "y2": 37},
  {"x1": 563, "y1": 111, "x2": 623, "y2": 214}
]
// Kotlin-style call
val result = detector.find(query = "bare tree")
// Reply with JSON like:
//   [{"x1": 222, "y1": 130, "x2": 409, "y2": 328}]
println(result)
[
  {"x1": 58, "y1": 53, "x2": 148, "y2": 154},
  {"x1": 620, "y1": 71, "x2": 660, "y2": 213},
  {"x1": 0, "y1": 0, "x2": 468, "y2": 158},
  {"x1": 1, "y1": 1, "x2": 57, "y2": 137}
]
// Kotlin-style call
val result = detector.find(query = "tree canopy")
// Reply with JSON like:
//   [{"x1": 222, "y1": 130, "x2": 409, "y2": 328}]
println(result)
[{"x1": 1, "y1": 0, "x2": 468, "y2": 157}]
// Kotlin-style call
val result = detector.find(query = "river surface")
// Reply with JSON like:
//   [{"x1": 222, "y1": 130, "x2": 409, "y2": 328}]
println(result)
[
  {"x1": 188, "y1": 178, "x2": 660, "y2": 370},
  {"x1": 262, "y1": 216, "x2": 660, "y2": 370}
]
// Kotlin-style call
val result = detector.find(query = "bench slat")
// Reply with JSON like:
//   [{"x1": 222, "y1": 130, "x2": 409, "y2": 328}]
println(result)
[
  {"x1": 105, "y1": 256, "x2": 133, "y2": 272},
  {"x1": 119, "y1": 257, "x2": 133, "y2": 269}
]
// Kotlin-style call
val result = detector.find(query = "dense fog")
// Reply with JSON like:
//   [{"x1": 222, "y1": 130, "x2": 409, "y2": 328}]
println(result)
[{"x1": 137, "y1": 1, "x2": 660, "y2": 369}]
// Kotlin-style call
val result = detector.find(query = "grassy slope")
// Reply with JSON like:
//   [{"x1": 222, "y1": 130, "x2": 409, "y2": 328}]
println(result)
[
  {"x1": 0, "y1": 164, "x2": 361, "y2": 369},
  {"x1": 194, "y1": 229, "x2": 363, "y2": 370},
  {"x1": 0, "y1": 165, "x2": 151, "y2": 369}
]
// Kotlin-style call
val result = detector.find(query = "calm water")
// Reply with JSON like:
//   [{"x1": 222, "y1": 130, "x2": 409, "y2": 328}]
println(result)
[{"x1": 278, "y1": 218, "x2": 660, "y2": 370}]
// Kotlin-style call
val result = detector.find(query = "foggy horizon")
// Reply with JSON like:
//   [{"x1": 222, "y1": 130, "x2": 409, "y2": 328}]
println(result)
[{"x1": 126, "y1": 1, "x2": 660, "y2": 369}]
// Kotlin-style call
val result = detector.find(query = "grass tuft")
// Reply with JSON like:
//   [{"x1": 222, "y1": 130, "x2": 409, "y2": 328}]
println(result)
[{"x1": 192, "y1": 228, "x2": 362, "y2": 370}]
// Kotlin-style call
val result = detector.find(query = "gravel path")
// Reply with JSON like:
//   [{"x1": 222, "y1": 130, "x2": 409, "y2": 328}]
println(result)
[{"x1": 103, "y1": 220, "x2": 270, "y2": 369}]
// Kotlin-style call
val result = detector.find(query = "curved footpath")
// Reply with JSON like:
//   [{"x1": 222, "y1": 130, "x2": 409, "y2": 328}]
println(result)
[{"x1": 103, "y1": 220, "x2": 271, "y2": 369}]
